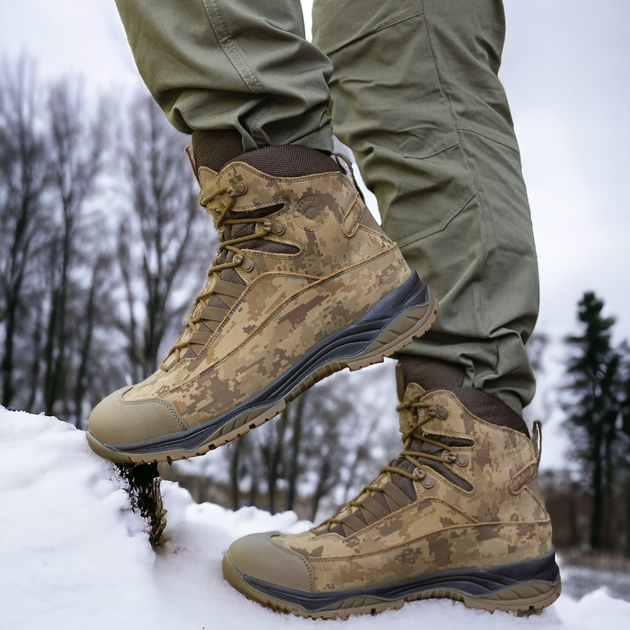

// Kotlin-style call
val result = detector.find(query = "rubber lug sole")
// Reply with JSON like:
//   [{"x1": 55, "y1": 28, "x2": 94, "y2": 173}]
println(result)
[
  {"x1": 87, "y1": 273, "x2": 438, "y2": 464},
  {"x1": 222, "y1": 550, "x2": 562, "y2": 619}
]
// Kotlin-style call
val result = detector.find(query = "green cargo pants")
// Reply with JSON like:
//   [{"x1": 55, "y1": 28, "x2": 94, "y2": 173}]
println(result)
[{"x1": 116, "y1": 0, "x2": 539, "y2": 415}]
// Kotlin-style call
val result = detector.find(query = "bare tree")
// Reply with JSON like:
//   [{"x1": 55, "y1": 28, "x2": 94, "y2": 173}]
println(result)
[
  {"x1": 0, "y1": 58, "x2": 49, "y2": 407},
  {"x1": 340, "y1": 414, "x2": 380, "y2": 504},
  {"x1": 228, "y1": 438, "x2": 245, "y2": 510},
  {"x1": 260, "y1": 409, "x2": 289, "y2": 514},
  {"x1": 304, "y1": 387, "x2": 355, "y2": 520},
  {"x1": 116, "y1": 94, "x2": 212, "y2": 380},
  {"x1": 285, "y1": 392, "x2": 309, "y2": 511},
  {"x1": 0, "y1": 63, "x2": 215, "y2": 424},
  {"x1": 218, "y1": 368, "x2": 396, "y2": 518},
  {"x1": 72, "y1": 254, "x2": 117, "y2": 428},
  {"x1": 42, "y1": 78, "x2": 108, "y2": 415}
]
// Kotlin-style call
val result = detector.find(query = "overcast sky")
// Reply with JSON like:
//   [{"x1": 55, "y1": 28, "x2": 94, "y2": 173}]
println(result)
[{"x1": 1, "y1": 0, "x2": 629, "y2": 466}]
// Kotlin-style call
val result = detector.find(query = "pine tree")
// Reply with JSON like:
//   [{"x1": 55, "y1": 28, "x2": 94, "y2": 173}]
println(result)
[
  {"x1": 616, "y1": 342, "x2": 630, "y2": 557},
  {"x1": 563, "y1": 292, "x2": 621, "y2": 550}
]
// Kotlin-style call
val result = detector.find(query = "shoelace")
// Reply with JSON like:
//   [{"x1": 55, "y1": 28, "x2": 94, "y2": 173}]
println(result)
[
  {"x1": 159, "y1": 184, "x2": 272, "y2": 371},
  {"x1": 319, "y1": 400, "x2": 460, "y2": 532}
]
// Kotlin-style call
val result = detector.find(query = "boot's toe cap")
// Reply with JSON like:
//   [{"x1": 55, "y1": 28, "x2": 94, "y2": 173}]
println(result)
[
  {"x1": 88, "y1": 387, "x2": 186, "y2": 447},
  {"x1": 225, "y1": 532, "x2": 313, "y2": 593}
]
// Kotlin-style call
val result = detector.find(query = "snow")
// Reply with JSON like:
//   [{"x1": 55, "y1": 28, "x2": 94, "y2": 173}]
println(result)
[{"x1": 1, "y1": 408, "x2": 628, "y2": 630}]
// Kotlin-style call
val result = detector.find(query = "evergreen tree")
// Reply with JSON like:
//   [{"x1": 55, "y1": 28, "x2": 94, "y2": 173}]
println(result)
[
  {"x1": 563, "y1": 292, "x2": 621, "y2": 549},
  {"x1": 616, "y1": 342, "x2": 630, "y2": 556}
]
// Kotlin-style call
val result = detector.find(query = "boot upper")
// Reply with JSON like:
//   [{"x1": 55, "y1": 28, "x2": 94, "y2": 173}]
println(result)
[
  {"x1": 89, "y1": 145, "x2": 411, "y2": 441},
  {"x1": 226, "y1": 383, "x2": 551, "y2": 593}
]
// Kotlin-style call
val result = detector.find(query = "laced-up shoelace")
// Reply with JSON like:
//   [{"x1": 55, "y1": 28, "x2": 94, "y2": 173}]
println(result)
[
  {"x1": 319, "y1": 400, "x2": 460, "y2": 533},
  {"x1": 159, "y1": 184, "x2": 272, "y2": 371}
]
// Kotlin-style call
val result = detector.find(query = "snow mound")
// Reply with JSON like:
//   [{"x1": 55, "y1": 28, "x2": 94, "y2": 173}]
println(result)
[{"x1": 1, "y1": 408, "x2": 627, "y2": 630}]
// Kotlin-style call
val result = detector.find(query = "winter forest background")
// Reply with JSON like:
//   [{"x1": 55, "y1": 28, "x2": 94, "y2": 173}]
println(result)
[
  {"x1": 1, "y1": 55, "x2": 630, "y2": 562},
  {"x1": 1, "y1": 0, "x2": 630, "y2": 615}
]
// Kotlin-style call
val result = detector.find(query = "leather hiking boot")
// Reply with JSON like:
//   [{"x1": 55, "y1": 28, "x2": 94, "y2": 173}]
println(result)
[
  {"x1": 223, "y1": 360, "x2": 561, "y2": 618},
  {"x1": 87, "y1": 132, "x2": 437, "y2": 463}
]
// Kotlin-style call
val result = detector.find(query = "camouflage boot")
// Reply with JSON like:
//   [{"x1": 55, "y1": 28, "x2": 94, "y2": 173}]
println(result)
[
  {"x1": 223, "y1": 358, "x2": 561, "y2": 618},
  {"x1": 87, "y1": 132, "x2": 437, "y2": 463}
]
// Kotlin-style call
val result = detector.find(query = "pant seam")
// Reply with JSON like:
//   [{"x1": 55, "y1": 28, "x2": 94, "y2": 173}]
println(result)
[
  {"x1": 202, "y1": 0, "x2": 263, "y2": 93},
  {"x1": 369, "y1": 11, "x2": 425, "y2": 36},
  {"x1": 420, "y1": 0, "x2": 488, "y2": 348},
  {"x1": 399, "y1": 141, "x2": 461, "y2": 162},
  {"x1": 455, "y1": 123, "x2": 520, "y2": 153},
  {"x1": 251, "y1": 98, "x2": 277, "y2": 147},
  {"x1": 322, "y1": 11, "x2": 424, "y2": 56}
]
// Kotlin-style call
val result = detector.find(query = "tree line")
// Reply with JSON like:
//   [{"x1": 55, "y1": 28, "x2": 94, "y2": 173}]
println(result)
[
  {"x1": 0, "y1": 59, "x2": 212, "y2": 423},
  {"x1": 244, "y1": 369, "x2": 397, "y2": 521},
  {"x1": 2, "y1": 59, "x2": 630, "y2": 553}
]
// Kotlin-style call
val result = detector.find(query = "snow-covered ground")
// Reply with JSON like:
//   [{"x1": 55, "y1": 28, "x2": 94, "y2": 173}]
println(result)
[{"x1": 1, "y1": 409, "x2": 628, "y2": 630}]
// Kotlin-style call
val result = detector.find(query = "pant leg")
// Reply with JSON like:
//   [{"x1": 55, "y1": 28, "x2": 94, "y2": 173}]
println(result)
[
  {"x1": 116, "y1": 0, "x2": 334, "y2": 152},
  {"x1": 313, "y1": 0, "x2": 539, "y2": 414}
]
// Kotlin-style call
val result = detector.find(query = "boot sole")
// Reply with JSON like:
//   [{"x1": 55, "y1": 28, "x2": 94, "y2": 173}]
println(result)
[
  {"x1": 87, "y1": 271, "x2": 438, "y2": 464},
  {"x1": 222, "y1": 548, "x2": 562, "y2": 619}
]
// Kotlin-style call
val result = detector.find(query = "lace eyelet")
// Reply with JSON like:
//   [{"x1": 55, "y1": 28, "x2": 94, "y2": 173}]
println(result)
[
  {"x1": 263, "y1": 220, "x2": 285, "y2": 235},
  {"x1": 456, "y1": 454, "x2": 469, "y2": 467},
  {"x1": 413, "y1": 468, "x2": 434, "y2": 489},
  {"x1": 433, "y1": 405, "x2": 449, "y2": 420},
  {"x1": 228, "y1": 181, "x2": 248, "y2": 197}
]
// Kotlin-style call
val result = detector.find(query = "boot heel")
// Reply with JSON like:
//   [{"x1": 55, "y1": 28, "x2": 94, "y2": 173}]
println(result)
[
  {"x1": 462, "y1": 579, "x2": 562, "y2": 614},
  {"x1": 459, "y1": 548, "x2": 562, "y2": 614},
  {"x1": 346, "y1": 294, "x2": 438, "y2": 371}
]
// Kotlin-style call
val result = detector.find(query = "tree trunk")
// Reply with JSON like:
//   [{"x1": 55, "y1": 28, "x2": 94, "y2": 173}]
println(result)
[
  {"x1": 249, "y1": 466, "x2": 259, "y2": 507},
  {"x1": 285, "y1": 394, "x2": 307, "y2": 511},
  {"x1": 43, "y1": 284, "x2": 59, "y2": 416},
  {"x1": 590, "y1": 424, "x2": 604, "y2": 549},
  {"x1": 1, "y1": 294, "x2": 18, "y2": 407},
  {"x1": 26, "y1": 314, "x2": 43, "y2": 411},
  {"x1": 266, "y1": 409, "x2": 288, "y2": 514},
  {"x1": 1, "y1": 200, "x2": 34, "y2": 407},
  {"x1": 230, "y1": 439, "x2": 244, "y2": 510},
  {"x1": 569, "y1": 481, "x2": 581, "y2": 548},
  {"x1": 311, "y1": 458, "x2": 331, "y2": 522},
  {"x1": 74, "y1": 269, "x2": 98, "y2": 428},
  {"x1": 49, "y1": 208, "x2": 72, "y2": 416}
]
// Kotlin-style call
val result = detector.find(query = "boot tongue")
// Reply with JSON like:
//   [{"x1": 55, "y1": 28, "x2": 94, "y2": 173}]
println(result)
[
  {"x1": 163, "y1": 130, "x2": 245, "y2": 364},
  {"x1": 387, "y1": 383, "x2": 433, "y2": 498},
  {"x1": 395, "y1": 383, "x2": 474, "y2": 493},
  {"x1": 191, "y1": 129, "x2": 244, "y2": 174},
  {"x1": 320, "y1": 383, "x2": 424, "y2": 536},
  {"x1": 190, "y1": 129, "x2": 256, "y2": 303},
  {"x1": 177, "y1": 138, "x2": 341, "y2": 364}
]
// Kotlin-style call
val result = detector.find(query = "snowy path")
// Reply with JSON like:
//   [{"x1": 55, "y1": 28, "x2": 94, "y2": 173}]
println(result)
[{"x1": 1, "y1": 409, "x2": 627, "y2": 630}]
